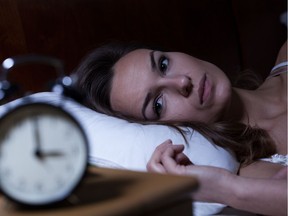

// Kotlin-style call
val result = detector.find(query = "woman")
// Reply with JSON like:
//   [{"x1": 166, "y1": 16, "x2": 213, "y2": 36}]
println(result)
[{"x1": 74, "y1": 41, "x2": 287, "y2": 215}]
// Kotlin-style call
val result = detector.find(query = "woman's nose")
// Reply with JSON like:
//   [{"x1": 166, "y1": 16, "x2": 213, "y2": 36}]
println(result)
[{"x1": 162, "y1": 75, "x2": 192, "y2": 97}]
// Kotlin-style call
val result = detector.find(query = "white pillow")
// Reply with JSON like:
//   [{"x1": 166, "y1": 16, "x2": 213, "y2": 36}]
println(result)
[{"x1": 0, "y1": 92, "x2": 239, "y2": 215}]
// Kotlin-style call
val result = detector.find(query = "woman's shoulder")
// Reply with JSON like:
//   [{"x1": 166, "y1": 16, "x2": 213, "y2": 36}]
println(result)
[
  {"x1": 268, "y1": 61, "x2": 288, "y2": 78},
  {"x1": 239, "y1": 160, "x2": 286, "y2": 178},
  {"x1": 266, "y1": 41, "x2": 287, "y2": 79},
  {"x1": 275, "y1": 40, "x2": 287, "y2": 65}
]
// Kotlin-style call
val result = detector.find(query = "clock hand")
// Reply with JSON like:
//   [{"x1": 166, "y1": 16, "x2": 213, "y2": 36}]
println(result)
[
  {"x1": 39, "y1": 151, "x2": 64, "y2": 158},
  {"x1": 33, "y1": 116, "x2": 44, "y2": 160}
]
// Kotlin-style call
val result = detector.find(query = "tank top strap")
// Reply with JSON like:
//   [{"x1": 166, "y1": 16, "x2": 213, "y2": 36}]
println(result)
[
  {"x1": 267, "y1": 61, "x2": 288, "y2": 79},
  {"x1": 261, "y1": 154, "x2": 288, "y2": 166}
]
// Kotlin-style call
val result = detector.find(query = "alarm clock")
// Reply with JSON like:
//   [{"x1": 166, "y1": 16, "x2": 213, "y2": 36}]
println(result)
[{"x1": 0, "y1": 55, "x2": 89, "y2": 207}]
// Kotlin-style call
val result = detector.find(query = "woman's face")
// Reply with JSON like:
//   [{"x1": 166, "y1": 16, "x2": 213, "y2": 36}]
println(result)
[{"x1": 110, "y1": 49, "x2": 232, "y2": 123}]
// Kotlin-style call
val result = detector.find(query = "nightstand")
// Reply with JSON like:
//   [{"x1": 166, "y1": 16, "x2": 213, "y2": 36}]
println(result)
[{"x1": 0, "y1": 166, "x2": 198, "y2": 216}]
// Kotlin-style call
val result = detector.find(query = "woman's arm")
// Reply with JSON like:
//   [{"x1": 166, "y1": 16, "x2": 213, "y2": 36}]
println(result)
[
  {"x1": 147, "y1": 141, "x2": 287, "y2": 216},
  {"x1": 226, "y1": 170, "x2": 287, "y2": 216}
]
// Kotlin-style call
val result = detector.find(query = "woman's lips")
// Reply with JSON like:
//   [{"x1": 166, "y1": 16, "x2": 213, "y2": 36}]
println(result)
[{"x1": 198, "y1": 74, "x2": 211, "y2": 105}]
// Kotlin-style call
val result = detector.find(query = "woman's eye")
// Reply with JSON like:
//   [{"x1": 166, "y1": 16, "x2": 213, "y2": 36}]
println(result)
[
  {"x1": 158, "y1": 56, "x2": 169, "y2": 73},
  {"x1": 153, "y1": 96, "x2": 163, "y2": 117}
]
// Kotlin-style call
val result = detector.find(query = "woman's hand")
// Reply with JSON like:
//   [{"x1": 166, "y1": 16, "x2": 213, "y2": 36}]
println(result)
[
  {"x1": 146, "y1": 139, "x2": 234, "y2": 203},
  {"x1": 146, "y1": 139, "x2": 193, "y2": 174}
]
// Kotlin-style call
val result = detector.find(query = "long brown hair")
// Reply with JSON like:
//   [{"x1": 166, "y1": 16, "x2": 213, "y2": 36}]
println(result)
[
  {"x1": 179, "y1": 121, "x2": 275, "y2": 166},
  {"x1": 74, "y1": 42, "x2": 276, "y2": 166}
]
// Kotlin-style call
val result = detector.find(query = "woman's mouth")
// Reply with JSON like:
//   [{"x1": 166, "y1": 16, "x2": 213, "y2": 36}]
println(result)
[{"x1": 198, "y1": 74, "x2": 211, "y2": 105}]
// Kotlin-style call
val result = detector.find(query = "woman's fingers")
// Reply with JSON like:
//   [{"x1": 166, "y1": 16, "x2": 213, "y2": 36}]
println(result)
[
  {"x1": 175, "y1": 151, "x2": 193, "y2": 165},
  {"x1": 147, "y1": 142, "x2": 190, "y2": 174},
  {"x1": 146, "y1": 140, "x2": 191, "y2": 175},
  {"x1": 159, "y1": 145, "x2": 190, "y2": 174},
  {"x1": 163, "y1": 144, "x2": 192, "y2": 166},
  {"x1": 146, "y1": 139, "x2": 172, "y2": 173}
]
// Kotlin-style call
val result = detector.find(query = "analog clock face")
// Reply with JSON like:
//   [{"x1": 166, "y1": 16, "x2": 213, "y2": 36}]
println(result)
[{"x1": 0, "y1": 103, "x2": 88, "y2": 206}]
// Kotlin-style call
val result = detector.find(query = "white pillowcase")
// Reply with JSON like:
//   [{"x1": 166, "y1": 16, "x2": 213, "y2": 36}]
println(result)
[{"x1": 0, "y1": 92, "x2": 239, "y2": 215}]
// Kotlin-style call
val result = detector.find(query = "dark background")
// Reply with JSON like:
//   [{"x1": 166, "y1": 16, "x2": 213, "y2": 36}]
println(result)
[{"x1": 0, "y1": 0, "x2": 286, "y2": 96}]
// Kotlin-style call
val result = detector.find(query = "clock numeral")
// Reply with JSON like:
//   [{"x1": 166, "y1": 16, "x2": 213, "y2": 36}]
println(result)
[
  {"x1": 56, "y1": 178, "x2": 65, "y2": 189},
  {"x1": 2, "y1": 168, "x2": 11, "y2": 179},
  {"x1": 65, "y1": 164, "x2": 73, "y2": 173},
  {"x1": 35, "y1": 182, "x2": 44, "y2": 192},
  {"x1": 64, "y1": 127, "x2": 72, "y2": 136},
  {"x1": 71, "y1": 145, "x2": 80, "y2": 155},
  {"x1": 16, "y1": 178, "x2": 27, "y2": 191}
]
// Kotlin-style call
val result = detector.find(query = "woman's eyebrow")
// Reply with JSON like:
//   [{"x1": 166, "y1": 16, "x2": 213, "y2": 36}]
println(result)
[{"x1": 150, "y1": 50, "x2": 156, "y2": 71}]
